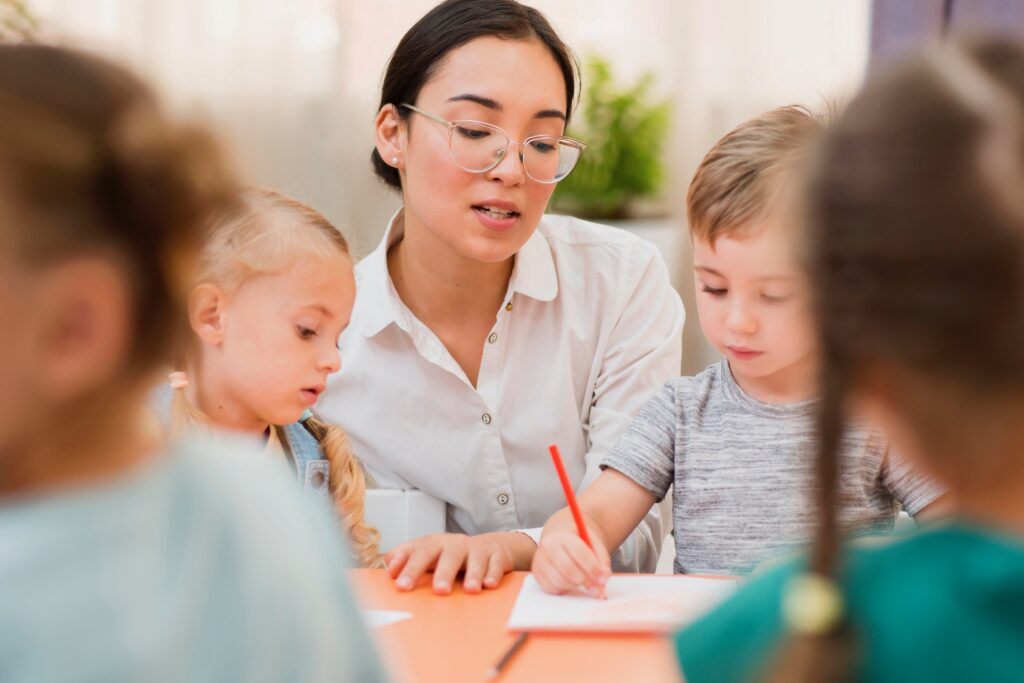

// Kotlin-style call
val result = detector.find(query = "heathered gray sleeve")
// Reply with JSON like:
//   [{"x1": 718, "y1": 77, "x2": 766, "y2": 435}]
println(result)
[
  {"x1": 881, "y1": 448, "x2": 947, "y2": 516},
  {"x1": 601, "y1": 381, "x2": 677, "y2": 502}
]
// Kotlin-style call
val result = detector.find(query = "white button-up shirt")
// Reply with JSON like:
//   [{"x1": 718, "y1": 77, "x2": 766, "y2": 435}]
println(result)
[{"x1": 318, "y1": 210, "x2": 684, "y2": 571}]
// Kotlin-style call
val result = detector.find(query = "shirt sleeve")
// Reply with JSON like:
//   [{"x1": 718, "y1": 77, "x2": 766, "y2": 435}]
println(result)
[
  {"x1": 582, "y1": 239, "x2": 684, "y2": 572},
  {"x1": 881, "y1": 448, "x2": 947, "y2": 517},
  {"x1": 601, "y1": 381, "x2": 678, "y2": 503}
]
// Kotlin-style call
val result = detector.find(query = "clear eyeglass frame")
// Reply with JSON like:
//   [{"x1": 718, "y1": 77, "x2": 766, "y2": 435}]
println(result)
[{"x1": 399, "y1": 103, "x2": 586, "y2": 184}]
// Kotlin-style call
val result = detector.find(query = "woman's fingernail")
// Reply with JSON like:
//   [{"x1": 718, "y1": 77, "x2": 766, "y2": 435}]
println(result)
[
  {"x1": 396, "y1": 576, "x2": 412, "y2": 590},
  {"x1": 435, "y1": 580, "x2": 450, "y2": 593},
  {"x1": 465, "y1": 579, "x2": 480, "y2": 591}
]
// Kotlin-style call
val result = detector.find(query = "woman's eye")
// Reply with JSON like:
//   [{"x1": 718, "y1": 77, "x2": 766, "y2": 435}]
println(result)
[
  {"x1": 297, "y1": 326, "x2": 317, "y2": 339},
  {"x1": 762, "y1": 293, "x2": 791, "y2": 303},
  {"x1": 455, "y1": 125, "x2": 490, "y2": 140},
  {"x1": 702, "y1": 285, "x2": 727, "y2": 296},
  {"x1": 530, "y1": 139, "x2": 557, "y2": 154}
]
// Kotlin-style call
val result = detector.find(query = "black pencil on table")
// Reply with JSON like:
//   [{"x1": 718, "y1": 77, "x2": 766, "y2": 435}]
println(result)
[{"x1": 485, "y1": 632, "x2": 529, "y2": 679}]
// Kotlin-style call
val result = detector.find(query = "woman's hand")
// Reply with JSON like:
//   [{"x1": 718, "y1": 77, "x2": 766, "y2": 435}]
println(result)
[
  {"x1": 385, "y1": 531, "x2": 535, "y2": 595},
  {"x1": 531, "y1": 528, "x2": 611, "y2": 597}
]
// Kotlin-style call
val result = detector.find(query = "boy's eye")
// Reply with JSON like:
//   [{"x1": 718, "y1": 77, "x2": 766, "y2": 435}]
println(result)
[
  {"x1": 702, "y1": 285, "x2": 727, "y2": 296},
  {"x1": 297, "y1": 326, "x2": 317, "y2": 339}
]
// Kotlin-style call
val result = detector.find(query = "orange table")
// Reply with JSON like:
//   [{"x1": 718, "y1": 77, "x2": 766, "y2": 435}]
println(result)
[{"x1": 351, "y1": 569, "x2": 686, "y2": 683}]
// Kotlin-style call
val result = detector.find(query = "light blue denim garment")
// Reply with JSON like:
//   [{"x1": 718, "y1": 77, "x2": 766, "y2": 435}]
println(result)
[
  {"x1": 152, "y1": 384, "x2": 333, "y2": 505},
  {"x1": 0, "y1": 434, "x2": 390, "y2": 683}
]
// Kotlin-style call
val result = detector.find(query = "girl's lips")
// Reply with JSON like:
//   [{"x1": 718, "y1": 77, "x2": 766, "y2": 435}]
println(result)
[
  {"x1": 472, "y1": 205, "x2": 520, "y2": 232},
  {"x1": 300, "y1": 388, "x2": 321, "y2": 405},
  {"x1": 727, "y1": 346, "x2": 764, "y2": 361}
]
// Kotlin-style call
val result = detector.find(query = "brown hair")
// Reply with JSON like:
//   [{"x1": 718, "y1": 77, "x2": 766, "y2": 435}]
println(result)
[
  {"x1": 170, "y1": 188, "x2": 382, "y2": 568},
  {"x1": 687, "y1": 105, "x2": 824, "y2": 245},
  {"x1": 763, "y1": 36, "x2": 1024, "y2": 683},
  {"x1": 0, "y1": 43, "x2": 234, "y2": 378}
]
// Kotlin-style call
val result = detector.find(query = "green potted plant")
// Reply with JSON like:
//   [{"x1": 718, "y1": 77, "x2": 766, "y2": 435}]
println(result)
[{"x1": 552, "y1": 55, "x2": 671, "y2": 221}]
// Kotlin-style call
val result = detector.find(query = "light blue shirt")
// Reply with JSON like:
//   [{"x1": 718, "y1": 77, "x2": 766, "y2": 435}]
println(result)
[{"x1": 0, "y1": 436, "x2": 388, "y2": 683}]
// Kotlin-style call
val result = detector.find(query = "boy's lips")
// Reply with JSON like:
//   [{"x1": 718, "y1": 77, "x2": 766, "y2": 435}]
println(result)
[{"x1": 727, "y1": 345, "x2": 764, "y2": 361}]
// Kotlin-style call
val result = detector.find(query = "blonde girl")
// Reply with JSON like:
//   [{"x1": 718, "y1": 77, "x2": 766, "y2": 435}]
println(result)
[{"x1": 165, "y1": 188, "x2": 381, "y2": 567}]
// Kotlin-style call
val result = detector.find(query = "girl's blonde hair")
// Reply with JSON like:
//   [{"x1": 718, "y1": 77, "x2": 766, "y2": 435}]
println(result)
[{"x1": 170, "y1": 188, "x2": 382, "y2": 568}]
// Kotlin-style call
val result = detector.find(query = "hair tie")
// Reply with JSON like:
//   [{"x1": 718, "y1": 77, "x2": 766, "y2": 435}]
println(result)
[
  {"x1": 782, "y1": 573, "x2": 844, "y2": 635},
  {"x1": 168, "y1": 371, "x2": 189, "y2": 390}
]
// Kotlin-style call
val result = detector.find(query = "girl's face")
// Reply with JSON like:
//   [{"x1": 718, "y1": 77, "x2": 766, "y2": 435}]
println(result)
[
  {"x1": 204, "y1": 250, "x2": 355, "y2": 428},
  {"x1": 390, "y1": 36, "x2": 569, "y2": 264}
]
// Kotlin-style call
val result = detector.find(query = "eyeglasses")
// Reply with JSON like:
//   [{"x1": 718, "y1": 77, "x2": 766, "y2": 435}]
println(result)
[{"x1": 400, "y1": 103, "x2": 586, "y2": 184}]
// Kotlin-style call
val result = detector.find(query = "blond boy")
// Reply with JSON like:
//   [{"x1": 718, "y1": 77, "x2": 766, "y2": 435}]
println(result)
[{"x1": 531, "y1": 106, "x2": 945, "y2": 593}]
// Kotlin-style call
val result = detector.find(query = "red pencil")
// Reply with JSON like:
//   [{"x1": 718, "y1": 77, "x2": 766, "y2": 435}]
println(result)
[{"x1": 548, "y1": 443, "x2": 606, "y2": 598}]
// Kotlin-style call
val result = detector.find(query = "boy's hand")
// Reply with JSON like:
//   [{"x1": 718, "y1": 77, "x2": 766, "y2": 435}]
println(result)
[
  {"x1": 385, "y1": 531, "x2": 531, "y2": 595},
  {"x1": 532, "y1": 528, "x2": 611, "y2": 597}
]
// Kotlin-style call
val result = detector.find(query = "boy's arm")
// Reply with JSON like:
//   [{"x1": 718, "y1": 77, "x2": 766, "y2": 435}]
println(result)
[
  {"x1": 544, "y1": 469, "x2": 660, "y2": 551},
  {"x1": 534, "y1": 469, "x2": 657, "y2": 595}
]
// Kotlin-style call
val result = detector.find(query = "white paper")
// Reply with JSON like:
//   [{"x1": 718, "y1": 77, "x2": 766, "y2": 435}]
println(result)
[
  {"x1": 363, "y1": 609, "x2": 413, "y2": 629},
  {"x1": 507, "y1": 574, "x2": 737, "y2": 633}
]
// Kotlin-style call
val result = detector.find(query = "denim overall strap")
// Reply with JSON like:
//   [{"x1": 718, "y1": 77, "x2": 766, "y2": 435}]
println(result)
[{"x1": 282, "y1": 421, "x2": 332, "y2": 504}]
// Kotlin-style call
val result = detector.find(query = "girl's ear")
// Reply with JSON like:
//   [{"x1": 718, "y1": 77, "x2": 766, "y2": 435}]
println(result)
[
  {"x1": 375, "y1": 103, "x2": 404, "y2": 170},
  {"x1": 33, "y1": 257, "x2": 131, "y2": 402},
  {"x1": 188, "y1": 283, "x2": 227, "y2": 346}
]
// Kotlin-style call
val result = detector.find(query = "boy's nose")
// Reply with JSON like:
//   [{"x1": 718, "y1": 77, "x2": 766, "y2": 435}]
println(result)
[{"x1": 727, "y1": 305, "x2": 758, "y2": 335}]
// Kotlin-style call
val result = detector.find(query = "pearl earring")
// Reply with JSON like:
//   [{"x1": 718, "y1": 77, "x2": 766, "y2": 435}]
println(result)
[{"x1": 391, "y1": 156, "x2": 398, "y2": 165}]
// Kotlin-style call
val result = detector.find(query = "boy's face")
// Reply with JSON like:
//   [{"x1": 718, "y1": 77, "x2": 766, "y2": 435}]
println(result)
[{"x1": 692, "y1": 215, "x2": 816, "y2": 392}]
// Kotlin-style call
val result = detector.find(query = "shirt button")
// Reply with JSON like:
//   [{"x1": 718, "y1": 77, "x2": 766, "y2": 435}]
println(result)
[
  {"x1": 488, "y1": 332, "x2": 498, "y2": 344},
  {"x1": 505, "y1": 302, "x2": 513, "y2": 312},
  {"x1": 481, "y1": 413, "x2": 492, "y2": 425},
  {"x1": 497, "y1": 492, "x2": 510, "y2": 505}
]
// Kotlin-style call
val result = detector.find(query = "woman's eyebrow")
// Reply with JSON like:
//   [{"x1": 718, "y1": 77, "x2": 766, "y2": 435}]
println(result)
[{"x1": 447, "y1": 94, "x2": 566, "y2": 121}]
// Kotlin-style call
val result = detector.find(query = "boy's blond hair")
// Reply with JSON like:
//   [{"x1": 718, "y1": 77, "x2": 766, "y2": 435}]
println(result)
[{"x1": 687, "y1": 105, "x2": 824, "y2": 245}]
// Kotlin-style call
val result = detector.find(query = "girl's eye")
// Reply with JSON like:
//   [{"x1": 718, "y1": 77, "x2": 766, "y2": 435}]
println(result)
[
  {"x1": 297, "y1": 326, "x2": 317, "y2": 339},
  {"x1": 762, "y1": 293, "x2": 791, "y2": 304},
  {"x1": 702, "y1": 285, "x2": 727, "y2": 296}
]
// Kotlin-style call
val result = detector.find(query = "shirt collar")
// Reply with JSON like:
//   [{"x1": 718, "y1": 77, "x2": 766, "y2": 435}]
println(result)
[
  {"x1": 357, "y1": 208, "x2": 407, "y2": 338},
  {"x1": 357, "y1": 207, "x2": 558, "y2": 337}
]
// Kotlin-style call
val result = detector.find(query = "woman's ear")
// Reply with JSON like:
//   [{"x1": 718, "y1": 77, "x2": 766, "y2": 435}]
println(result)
[
  {"x1": 375, "y1": 103, "x2": 404, "y2": 170},
  {"x1": 188, "y1": 283, "x2": 227, "y2": 346},
  {"x1": 33, "y1": 258, "x2": 130, "y2": 402}
]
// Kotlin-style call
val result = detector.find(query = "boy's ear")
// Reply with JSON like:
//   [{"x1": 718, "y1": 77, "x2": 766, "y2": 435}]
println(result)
[
  {"x1": 188, "y1": 283, "x2": 227, "y2": 345},
  {"x1": 34, "y1": 258, "x2": 130, "y2": 403}
]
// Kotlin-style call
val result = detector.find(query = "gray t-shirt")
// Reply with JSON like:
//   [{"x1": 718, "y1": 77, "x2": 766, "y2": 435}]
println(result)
[{"x1": 602, "y1": 361, "x2": 944, "y2": 576}]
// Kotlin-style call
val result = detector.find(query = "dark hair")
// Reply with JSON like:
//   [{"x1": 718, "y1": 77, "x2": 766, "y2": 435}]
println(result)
[
  {"x1": 371, "y1": 0, "x2": 579, "y2": 190},
  {"x1": 763, "y1": 35, "x2": 1024, "y2": 683},
  {"x1": 0, "y1": 44, "x2": 236, "y2": 377}
]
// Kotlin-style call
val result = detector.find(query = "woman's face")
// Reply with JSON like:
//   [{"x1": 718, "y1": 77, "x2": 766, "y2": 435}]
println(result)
[{"x1": 395, "y1": 36, "x2": 569, "y2": 264}]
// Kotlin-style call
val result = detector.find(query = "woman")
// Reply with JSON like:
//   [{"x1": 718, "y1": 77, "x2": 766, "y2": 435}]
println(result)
[{"x1": 318, "y1": 0, "x2": 683, "y2": 594}]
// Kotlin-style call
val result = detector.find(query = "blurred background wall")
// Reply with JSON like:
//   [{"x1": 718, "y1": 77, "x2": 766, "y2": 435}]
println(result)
[{"x1": 23, "y1": 0, "x2": 872, "y2": 373}]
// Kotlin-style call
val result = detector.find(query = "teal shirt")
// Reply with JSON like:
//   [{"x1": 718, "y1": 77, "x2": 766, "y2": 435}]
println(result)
[
  {"x1": 676, "y1": 524, "x2": 1024, "y2": 683},
  {"x1": 0, "y1": 436, "x2": 389, "y2": 683}
]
